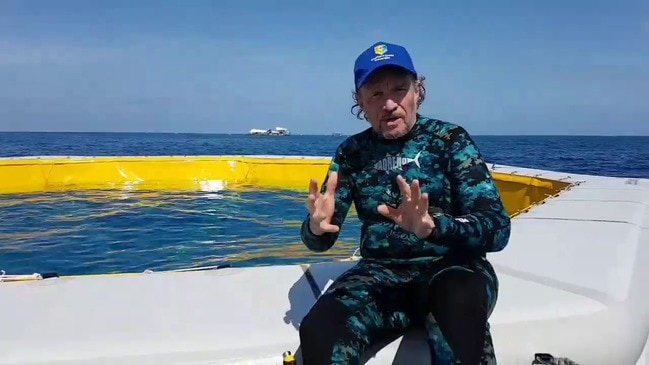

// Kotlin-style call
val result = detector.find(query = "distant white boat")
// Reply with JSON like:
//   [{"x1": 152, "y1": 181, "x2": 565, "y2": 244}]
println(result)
[{"x1": 249, "y1": 127, "x2": 291, "y2": 136}]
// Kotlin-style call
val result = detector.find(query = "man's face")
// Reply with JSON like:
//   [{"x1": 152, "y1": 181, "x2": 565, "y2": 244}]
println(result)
[{"x1": 357, "y1": 66, "x2": 420, "y2": 140}]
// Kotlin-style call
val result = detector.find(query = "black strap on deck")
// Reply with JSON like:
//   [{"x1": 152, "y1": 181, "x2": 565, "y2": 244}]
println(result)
[{"x1": 301, "y1": 265, "x2": 321, "y2": 300}]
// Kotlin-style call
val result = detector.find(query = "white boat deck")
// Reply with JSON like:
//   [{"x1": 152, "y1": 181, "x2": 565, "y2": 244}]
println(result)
[{"x1": 1, "y1": 163, "x2": 648, "y2": 365}]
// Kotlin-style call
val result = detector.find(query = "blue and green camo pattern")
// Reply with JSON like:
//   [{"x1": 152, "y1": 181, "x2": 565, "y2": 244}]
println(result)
[
  {"x1": 300, "y1": 114, "x2": 511, "y2": 261},
  {"x1": 299, "y1": 115, "x2": 511, "y2": 364}
]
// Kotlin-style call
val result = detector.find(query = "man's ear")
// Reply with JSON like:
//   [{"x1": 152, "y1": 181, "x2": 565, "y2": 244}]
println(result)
[
  {"x1": 354, "y1": 90, "x2": 362, "y2": 107},
  {"x1": 413, "y1": 81, "x2": 422, "y2": 104}
]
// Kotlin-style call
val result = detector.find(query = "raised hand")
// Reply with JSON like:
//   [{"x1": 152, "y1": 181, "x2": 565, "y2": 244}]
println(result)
[
  {"x1": 377, "y1": 175, "x2": 436, "y2": 239},
  {"x1": 305, "y1": 171, "x2": 340, "y2": 235}
]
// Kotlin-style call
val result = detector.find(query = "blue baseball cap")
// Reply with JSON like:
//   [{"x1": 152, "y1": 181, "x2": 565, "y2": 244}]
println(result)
[{"x1": 353, "y1": 41, "x2": 417, "y2": 91}]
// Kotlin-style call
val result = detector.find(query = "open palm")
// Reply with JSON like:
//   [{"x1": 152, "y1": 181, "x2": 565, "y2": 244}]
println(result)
[
  {"x1": 377, "y1": 175, "x2": 435, "y2": 239},
  {"x1": 305, "y1": 171, "x2": 340, "y2": 235}
]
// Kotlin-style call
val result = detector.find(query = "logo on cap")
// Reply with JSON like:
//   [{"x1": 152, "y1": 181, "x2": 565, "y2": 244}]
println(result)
[
  {"x1": 373, "y1": 44, "x2": 387, "y2": 56},
  {"x1": 370, "y1": 44, "x2": 393, "y2": 62}
]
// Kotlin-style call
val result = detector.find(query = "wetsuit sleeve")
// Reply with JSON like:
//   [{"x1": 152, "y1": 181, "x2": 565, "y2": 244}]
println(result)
[
  {"x1": 300, "y1": 145, "x2": 355, "y2": 252},
  {"x1": 428, "y1": 126, "x2": 511, "y2": 253}
]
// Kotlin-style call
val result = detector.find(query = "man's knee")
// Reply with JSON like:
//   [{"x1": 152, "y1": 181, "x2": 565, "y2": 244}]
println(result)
[
  {"x1": 299, "y1": 295, "x2": 356, "y2": 364},
  {"x1": 430, "y1": 269, "x2": 490, "y2": 316},
  {"x1": 300, "y1": 295, "x2": 349, "y2": 336},
  {"x1": 427, "y1": 269, "x2": 492, "y2": 364}
]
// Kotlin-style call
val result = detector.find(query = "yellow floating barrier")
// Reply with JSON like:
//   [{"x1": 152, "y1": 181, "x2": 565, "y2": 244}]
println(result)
[{"x1": 0, "y1": 155, "x2": 572, "y2": 217}]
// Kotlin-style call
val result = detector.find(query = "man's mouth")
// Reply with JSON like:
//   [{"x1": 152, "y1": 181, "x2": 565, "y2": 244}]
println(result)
[{"x1": 383, "y1": 116, "x2": 401, "y2": 127}]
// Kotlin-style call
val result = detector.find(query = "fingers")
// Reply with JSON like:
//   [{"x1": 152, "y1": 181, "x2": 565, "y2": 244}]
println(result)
[
  {"x1": 308, "y1": 178, "x2": 319, "y2": 199},
  {"x1": 394, "y1": 176, "x2": 429, "y2": 215},
  {"x1": 377, "y1": 204, "x2": 400, "y2": 223},
  {"x1": 395, "y1": 175, "x2": 411, "y2": 200},
  {"x1": 306, "y1": 178, "x2": 319, "y2": 213},
  {"x1": 307, "y1": 171, "x2": 338, "y2": 219},
  {"x1": 420, "y1": 192, "x2": 429, "y2": 217},
  {"x1": 309, "y1": 171, "x2": 338, "y2": 200},
  {"x1": 319, "y1": 222, "x2": 340, "y2": 233},
  {"x1": 411, "y1": 179, "x2": 421, "y2": 203},
  {"x1": 311, "y1": 209, "x2": 327, "y2": 220},
  {"x1": 325, "y1": 171, "x2": 338, "y2": 196},
  {"x1": 411, "y1": 180, "x2": 430, "y2": 215},
  {"x1": 305, "y1": 172, "x2": 340, "y2": 233}
]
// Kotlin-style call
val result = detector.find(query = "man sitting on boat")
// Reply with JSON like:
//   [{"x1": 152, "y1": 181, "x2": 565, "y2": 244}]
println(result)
[{"x1": 299, "y1": 41, "x2": 512, "y2": 364}]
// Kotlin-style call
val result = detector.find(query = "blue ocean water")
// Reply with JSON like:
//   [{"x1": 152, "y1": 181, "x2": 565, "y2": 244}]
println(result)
[
  {"x1": 1, "y1": 132, "x2": 647, "y2": 178},
  {"x1": 0, "y1": 132, "x2": 647, "y2": 276}
]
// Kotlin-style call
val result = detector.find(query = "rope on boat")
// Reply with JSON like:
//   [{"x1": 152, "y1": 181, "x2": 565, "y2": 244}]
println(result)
[
  {"x1": 1, "y1": 265, "x2": 232, "y2": 281},
  {"x1": 0, "y1": 270, "x2": 59, "y2": 282},
  {"x1": 340, "y1": 247, "x2": 362, "y2": 262},
  {"x1": 0, "y1": 270, "x2": 42, "y2": 282},
  {"x1": 142, "y1": 264, "x2": 233, "y2": 274},
  {"x1": 532, "y1": 353, "x2": 580, "y2": 365}
]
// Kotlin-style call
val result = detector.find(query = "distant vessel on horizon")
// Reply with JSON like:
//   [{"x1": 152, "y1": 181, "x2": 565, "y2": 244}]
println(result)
[{"x1": 249, "y1": 127, "x2": 291, "y2": 136}]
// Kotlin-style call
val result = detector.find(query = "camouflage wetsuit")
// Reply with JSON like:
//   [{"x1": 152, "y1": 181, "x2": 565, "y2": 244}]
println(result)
[{"x1": 299, "y1": 115, "x2": 511, "y2": 364}]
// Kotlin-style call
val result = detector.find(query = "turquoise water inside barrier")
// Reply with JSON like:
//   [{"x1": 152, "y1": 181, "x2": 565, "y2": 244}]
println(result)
[{"x1": 0, "y1": 188, "x2": 362, "y2": 276}]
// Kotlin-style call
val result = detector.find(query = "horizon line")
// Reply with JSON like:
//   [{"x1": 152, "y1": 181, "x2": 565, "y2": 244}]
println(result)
[{"x1": 0, "y1": 131, "x2": 647, "y2": 138}]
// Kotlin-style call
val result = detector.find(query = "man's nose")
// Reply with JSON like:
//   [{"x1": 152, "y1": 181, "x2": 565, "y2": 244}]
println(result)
[{"x1": 383, "y1": 98, "x2": 398, "y2": 112}]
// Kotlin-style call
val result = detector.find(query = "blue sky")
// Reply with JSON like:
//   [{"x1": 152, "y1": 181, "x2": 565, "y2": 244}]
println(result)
[{"x1": 0, "y1": 0, "x2": 647, "y2": 135}]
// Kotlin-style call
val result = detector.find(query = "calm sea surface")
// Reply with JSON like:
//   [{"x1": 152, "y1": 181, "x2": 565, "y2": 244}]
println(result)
[{"x1": 0, "y1": 132, "x2": 647, "y2": 276}]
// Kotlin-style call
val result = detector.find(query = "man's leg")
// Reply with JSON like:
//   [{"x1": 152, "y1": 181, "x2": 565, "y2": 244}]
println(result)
[
  {"x1": 299, "y1": 260, "x2": 416, "y2": 365},
  {"x1": 423, "y1": 261, "x2": 499, "y2": 364}
]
